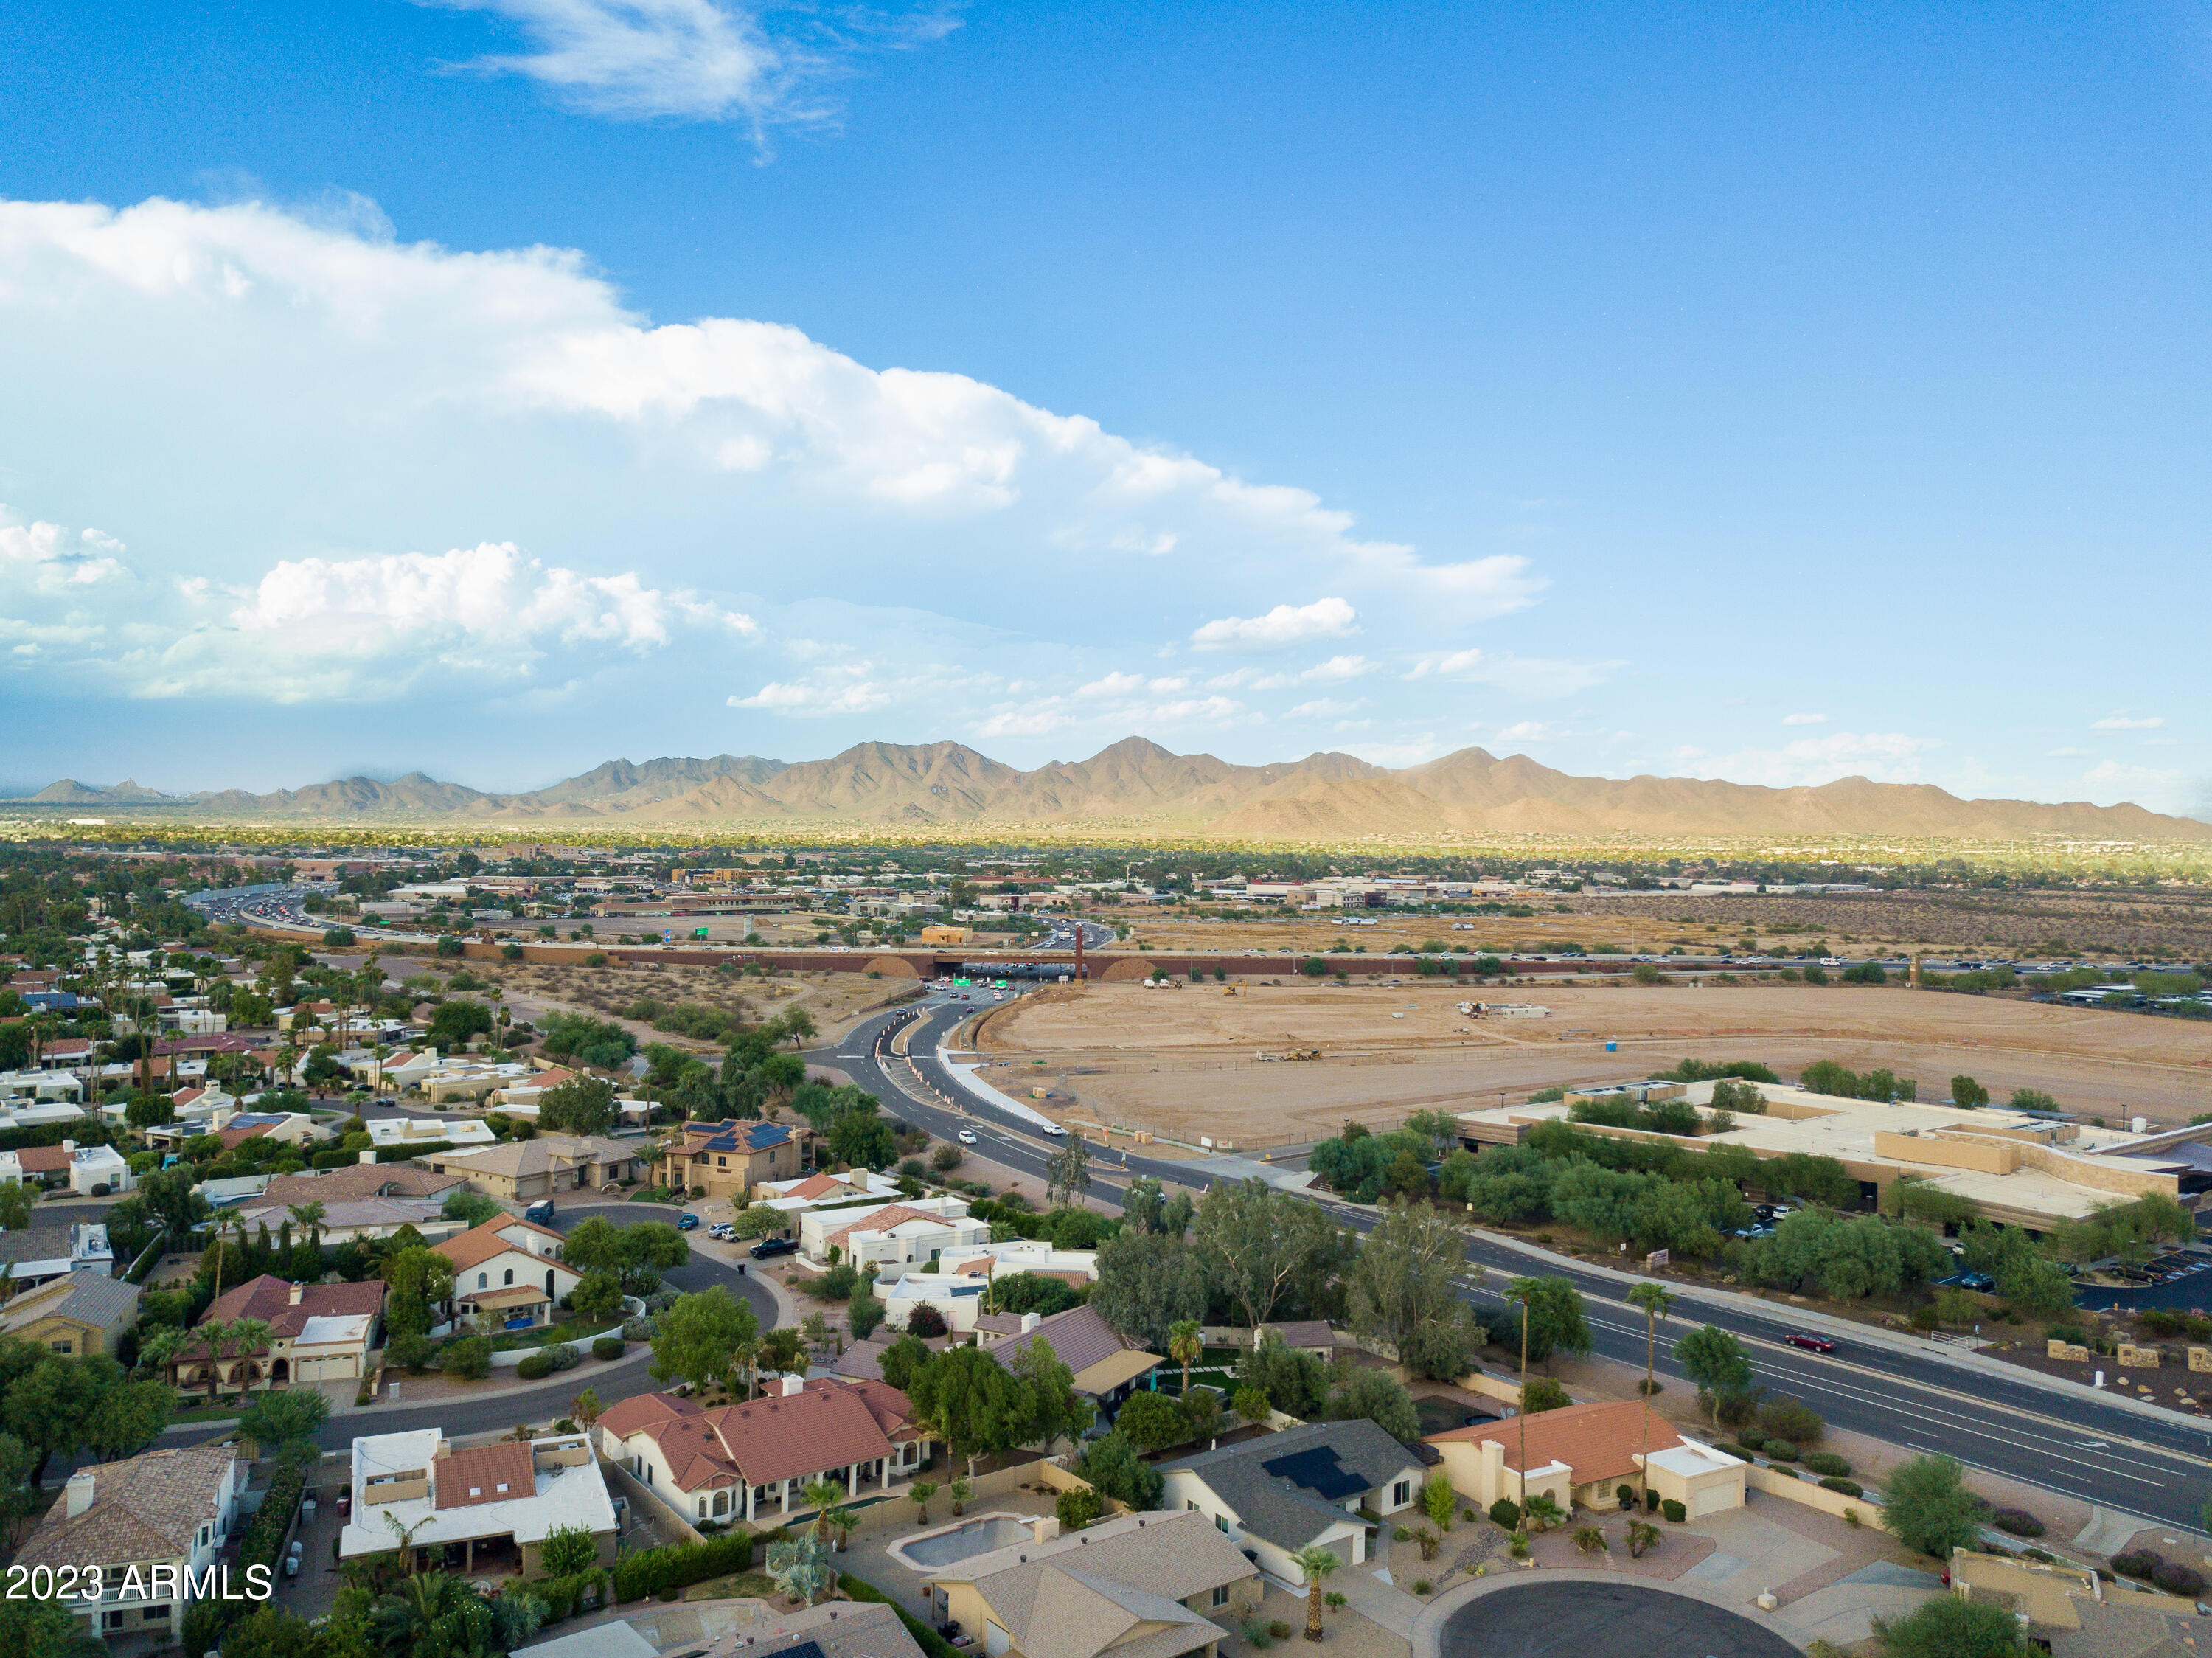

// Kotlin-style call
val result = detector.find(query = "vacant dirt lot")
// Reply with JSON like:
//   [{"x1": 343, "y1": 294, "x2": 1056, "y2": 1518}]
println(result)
[{"x1": 975, "y1": 979, "x2": 2212, "y2": 1149}]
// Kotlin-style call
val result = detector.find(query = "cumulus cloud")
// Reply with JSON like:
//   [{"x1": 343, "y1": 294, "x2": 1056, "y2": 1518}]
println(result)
[
  {"x1": 1206, "y1": 654, "x2": 1375, "y2": 692},
  {"x1": 417, "y1": 0, "x2": 957, "y2": 133},
  {"x1": 1190, "y1": 597, "x2": 1357, "y2": 651},
  {"x1": 2093, "y1": 712, "x2": 2164, "y2": 729},
  {"x1": 1781, "y1": 712, "x2": 1827, "y2": 726},
  {"x1": 1286, "y1": 698, "x2": 1364, "y2": 720}
]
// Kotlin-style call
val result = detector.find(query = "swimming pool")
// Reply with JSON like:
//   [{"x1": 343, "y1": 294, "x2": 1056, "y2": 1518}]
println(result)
[{"x1": 895, "y1": 1514, "x2": 1035, "y2": 1569}]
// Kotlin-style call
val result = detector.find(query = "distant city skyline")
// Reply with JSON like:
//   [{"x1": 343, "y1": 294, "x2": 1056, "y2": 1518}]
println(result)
[{"x1": 0, "y1": 4, "x2": 2204, "y2": 817}]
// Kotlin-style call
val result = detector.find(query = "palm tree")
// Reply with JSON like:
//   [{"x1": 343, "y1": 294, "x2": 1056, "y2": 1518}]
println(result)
[
  {"x1": 226, "y1": 1317, "x2": 276, "y2": 1398},
  {"x1": 801, "y1": 1477, "x2": 846, "y2": 1546},
  {"x1": 1292, "y1": 1546, "x2": 1340, "y2": 1641},
  {"x1": 288, "y1": 1201, "x2": 327, "y2": 1258},
  {"x1": 383, "y1": 1510, "x2": 434, "y2": 1577},
  {"x1": 1169, "y1": 1319, "x2": 1203, "y2": 1399},
  {"x1": 208, "y1": 1207, "x2": 246, "y2": 1307},
  {"x1": 136, "y1": 1325, "x2": 189, "y2": 1389},
  {"x1": 187, "y1": 1321, "x2": 234, "y2": 1403},
  {"x1": 1625, "y1": 1283, "x2": 1675, "y2": 1506}
]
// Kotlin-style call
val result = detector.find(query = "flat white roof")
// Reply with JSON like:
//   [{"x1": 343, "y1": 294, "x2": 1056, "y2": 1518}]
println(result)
[{"x1": 338, "y1": 1430, "x2": 615, "y2": 1558}]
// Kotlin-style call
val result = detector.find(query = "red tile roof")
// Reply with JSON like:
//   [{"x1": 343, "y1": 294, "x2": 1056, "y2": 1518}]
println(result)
[
  {"x1": 184, "y1": 1274, "x2": 385, "y2": 1356},
  {"x1": 1427, "y1": 1398, "x2": 1683, "y2": 1486},
  {"x1": 13, "y1": 1147, "x2": 69, "y2": 1173},
  {"x1": 599, "y1": 1381, "x2": 911, "y2": 1494},
  {"x1": 434, "y1": 1443, "x2": 536, "y2": 1510},
  {"x1": 434, "y1": 1215, "x2": 569, "y2": 1274}
]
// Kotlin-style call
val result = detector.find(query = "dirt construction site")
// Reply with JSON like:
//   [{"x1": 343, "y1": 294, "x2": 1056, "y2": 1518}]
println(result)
[{"x1": 971, "y1": 979, "x2": 2212, "y2": 1151}]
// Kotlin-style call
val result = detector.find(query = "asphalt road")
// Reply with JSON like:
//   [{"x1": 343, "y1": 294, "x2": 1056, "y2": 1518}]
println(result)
[
  {"x1": 1439, "y1": 1579, "x2": 1800, "y2": 1658},
  {"x1": 838, "y1": 993, "x2": 2212, "y2": 1532},
  {"x1": 151, "y1": 1201, "x2": 779, "y2": 1456}
]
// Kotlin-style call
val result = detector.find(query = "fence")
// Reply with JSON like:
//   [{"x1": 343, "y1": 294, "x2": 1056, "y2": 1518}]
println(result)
[
  {"x1": 1742, "y1": 1462, "x2": 1881, "y2": 1527},
  {"x1": 598, "y1": 1456, "x2": 704, "y2": 1549}
]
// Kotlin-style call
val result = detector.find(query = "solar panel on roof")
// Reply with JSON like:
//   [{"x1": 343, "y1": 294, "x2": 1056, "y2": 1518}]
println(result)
[{"x1": 1260, "y1": 1446, "x2": 1365, "y2": 1500}]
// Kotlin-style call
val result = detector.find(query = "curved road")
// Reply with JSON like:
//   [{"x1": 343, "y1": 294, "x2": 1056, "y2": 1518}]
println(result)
[{"x1": 838, "y1": 993, "x2": 2212, "y2": 1531}]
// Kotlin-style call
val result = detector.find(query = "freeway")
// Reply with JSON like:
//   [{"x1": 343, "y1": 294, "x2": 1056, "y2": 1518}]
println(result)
[{"x1": 836, "y1": 993, "x2": 2212, "y2": 1532}]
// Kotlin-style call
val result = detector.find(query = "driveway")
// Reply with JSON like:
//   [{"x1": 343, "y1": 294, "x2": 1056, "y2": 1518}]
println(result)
[{"x1": 1429, "y1": 1578, "x2": 1803, "y2": 1658}]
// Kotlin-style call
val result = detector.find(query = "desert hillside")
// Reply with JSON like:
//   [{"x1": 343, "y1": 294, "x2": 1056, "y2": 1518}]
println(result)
[{"x1": 18, "y1": 735, "x2": 2208, "y2": 840}]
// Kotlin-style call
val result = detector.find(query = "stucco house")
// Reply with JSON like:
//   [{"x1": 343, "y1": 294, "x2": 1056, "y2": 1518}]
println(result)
[
  {"x1": 1425, "y1": 1398, "x2": 1745, "y2": 1521},
  {"x1": 654, "y1": 1120, "x2": 803, "y2": 1201},
  {"x1": 1160, "y1": 1418, "x2": 1428, "y2": 1581},
  {"x1": 432, "y1": 1214, "x2": 584, "y2": 1332},
  {"x1": 975, "y1": 1304, "x2": 1161, "y2": 1411},
  {"x1": 595, "y1": 1376, "x2": 933, "y2": 1525},
  {"x1": 0, "y1": 1270, "x2": 142, "y2": 1358},
  {"x1": 338, "y1": 1428, "x2": 617, "y2": 1579},
  {"x1": 166, "y1": 1274, "x2": 387, "y2": 1391},
  {"x1": 799, "y1": 1196, "x2": 985, "y2": 1271}
]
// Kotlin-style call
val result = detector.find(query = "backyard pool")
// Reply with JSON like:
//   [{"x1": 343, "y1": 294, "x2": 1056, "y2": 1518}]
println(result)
[{"x1": 895, "y1": 1515, "x2": 1035, "y2": 1569}]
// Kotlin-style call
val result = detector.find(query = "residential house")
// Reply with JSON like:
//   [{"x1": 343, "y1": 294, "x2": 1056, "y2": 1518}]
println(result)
[
  {"x1": 13, "y1": 1446, "x2": 247, "y2": 1642},
  {"x1": 1160, "y1": 1418, "x2": 1430, "y2": 1581},
  {"x1": 0, "y1": 1098, "x2": 89, "y2": 1133},
  {"x1": 433, "y1": 1215, "x2": 585, "y2": 1332},
  {"x1": 1947, "y1": 1547, "x2": 2212, "y2": 1658},
  {"x1": 921, "y1": 1509, "x2": 1261, "y2": 1658},
  {"x1": 0, "y1": 1221, "x2": 104, "y2": 1289},
  {"x1": 369, "y1": 1114, "x2": 498, "y2": 1151},
  {"x1": 69, "y1": 1141, "x2": 134, "y2": 1195},
  {"x1": 212, "y1": 1111, "x2": 321, "y2": 1151},
  {"x1": 337, "y1": 1429, "x2": 618, "y2": 1578},
  {"x1": 0, "y1": 1143, "x2": 72, "y2": 1188},
  {"x1": 675, "y1": 1597, "x2": 928, "y2": 1658},
  {"x1": 1425, "y1": 1399, "x2": 1744, "y2": 1522},
  {"x1": 0, "y1": 1069, "x2": 86, "y2": 1104},
  {"x1": 258, "y1": 1163, "x2": 467, "y2": 1208},
  {"x1": 232, "y1": 1194, "x2": 462, "y2": 1246},
  {"x1": 0, "y1": 1271, "x2": 142, "y2": 1357},
  {"x1": 933, "y1": 1241, "x2": 1100, "y2": 1287},
  {"x1": 595, "y1": 1376, "x2": 933, "y2": 1525},
  {"x1": 974, "y1": 1304, "x2": 1160, "y2": 1412},
  {"x1": 654, "y1": 1120, "x2": 803, "y2": 1201},
  {"x1": 164, "y1": 1274, "x2": 387, "y2": 1392},
  {"x1": 799, "y1": 1197, "x2": 985, "y2": 1272},
  {"x1": 754, "y1": 1169, "x2": 903, "y2": 1210},
  {"x1": 827, "y1": 1331, "x2": 952, "y2": 1385},
  {"x1": 417, "y1": 1132, "x2": 644, "y2": 1202},
  {"x1": 1204, "y1": 1322, "x2": 1338, "y2": 1359}
]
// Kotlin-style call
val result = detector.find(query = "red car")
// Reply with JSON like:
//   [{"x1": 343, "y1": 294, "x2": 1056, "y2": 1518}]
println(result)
[{"x1": 1784, "y1": 1332, "x2": 1837, "y2": 1354}]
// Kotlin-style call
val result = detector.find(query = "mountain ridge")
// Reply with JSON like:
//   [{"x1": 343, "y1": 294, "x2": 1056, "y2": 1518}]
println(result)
[{"x1": 13, "y1": 741, "x2": 2208, "y2": 842}]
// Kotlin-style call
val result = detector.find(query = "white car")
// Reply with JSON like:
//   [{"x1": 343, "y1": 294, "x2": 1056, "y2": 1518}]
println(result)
[{"x1": 957, "y1": 1129, "x2": 978, "y2": 1145}]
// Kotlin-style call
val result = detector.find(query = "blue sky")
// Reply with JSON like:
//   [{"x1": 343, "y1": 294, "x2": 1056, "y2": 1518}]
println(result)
[{"x1": 0, "y1": 1, "x2": 2206, "y2": 816}]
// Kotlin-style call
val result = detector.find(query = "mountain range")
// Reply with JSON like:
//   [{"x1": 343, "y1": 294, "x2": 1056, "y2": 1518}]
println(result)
[{"x1": 13, "y1": 739, "x2": 2208, "y2": 842}]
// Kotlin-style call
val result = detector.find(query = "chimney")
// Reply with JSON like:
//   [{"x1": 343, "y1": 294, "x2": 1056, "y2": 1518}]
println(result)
[
  {"x1": 61, "y1": 1139, "x2": 75, "y2": 1154},
  {"x1": 780, "y1": 1374, "x2": 807, "y2": 1397},
  {"x1": 359, "y1": 1150, "x2": 378, "y2": 1165},
  {"x1": 64, "y1": 1470, "x2": 95, "y2": 1519},
  {"x1": 1020, "y1": 1312, "x2": 1041, "y2": 1334},
  {"x1": 289, "y1": 1283, "x2": 304, "y2": 1305}
]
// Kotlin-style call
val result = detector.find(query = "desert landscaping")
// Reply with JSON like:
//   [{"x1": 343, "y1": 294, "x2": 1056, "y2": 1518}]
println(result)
[{"x1": 973, "y1": 979, "x2": 2212, "y2": 1149}]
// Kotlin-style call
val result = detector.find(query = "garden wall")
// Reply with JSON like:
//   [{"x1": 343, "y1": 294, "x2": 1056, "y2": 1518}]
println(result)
[{"x1": 1743, "y1": 1463, "x2": 1882, "y2": 1526}]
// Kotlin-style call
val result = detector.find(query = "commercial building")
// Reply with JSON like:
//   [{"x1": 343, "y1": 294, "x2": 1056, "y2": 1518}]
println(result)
[
  {"x1": 1453, "y1": 1080, "x2": 2212, "y2": 1232},
  {"x1": 13, "y1": 1445, "x2": 248, "y2": 1642},
  {"x1": 338, "y1": 1429, "x2": 618, "y2": 1578}
]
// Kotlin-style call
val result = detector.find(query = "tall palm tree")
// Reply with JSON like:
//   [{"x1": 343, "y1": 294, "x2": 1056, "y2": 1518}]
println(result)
[
  {"x1": 1293, "y1": 1546, "x2": 1340, "y2": 1641},
  {"x1": 801, "y1": 1477, "x2": 847, "y2": 1547},
  {"x1": 1169, "y1": 1319, "x2": 1204, "y2": 1398},
  {"x1": 1505, "y1": 1283, "x2": 1534, "y2": 1519},
  {"x1": 226, "y1": 1317, "x2": 276, "y2": 1398},
  {"x1": 136, "y1": 1325, "x2": 189, "y2": 1390},
  {"x1": 382, "y1": 1512, "x2": 434, "y2": 1578},
  {"x1": 209, "y1": 1208, "x2": 246, "y2": 1305},
  {"x1": 1625, "y1": 1283, "x2": 1675, "y2": 1505},
  {"x1": 288, "y1": 1201, "x2": 327, "y2": 1260},
  {"x1": 190, "y1": 1320, "x2": 234, "y2": 1403}
]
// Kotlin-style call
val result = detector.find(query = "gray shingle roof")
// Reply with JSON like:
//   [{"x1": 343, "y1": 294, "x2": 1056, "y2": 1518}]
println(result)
[{"x1": 1163, "y1": 1418, "x2": 1426, "y2": 1552}]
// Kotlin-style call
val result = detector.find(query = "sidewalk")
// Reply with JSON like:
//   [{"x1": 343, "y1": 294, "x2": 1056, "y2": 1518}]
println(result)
[{"x1": 1329, "y1": 1559, "x2": 1426, "y2": 1637}]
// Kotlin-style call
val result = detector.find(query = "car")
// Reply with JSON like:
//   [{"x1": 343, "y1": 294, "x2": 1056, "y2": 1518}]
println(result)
[
  {"x1": 750, "y1": 1236, "x2": 799, "y2": 1260},
  {"x1": 677, "y1": 1213, "x2": 700, "y2": 1231},
  {"x1": 1042, "y1": 1123, "x2": 1066, "y2": 1136},
  {"x1": 1784, "y1": 1332, "x2": 1836, "y2": 1354},
  {"x1": 957, "y1": 1128, "x2": 978, "y2": 1144},
  {"x1": 709, "y1": 1223, "x2": 734, "y2": 1240}
]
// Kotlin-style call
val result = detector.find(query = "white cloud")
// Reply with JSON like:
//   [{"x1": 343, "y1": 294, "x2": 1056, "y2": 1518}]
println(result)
[
  {"x1": 2093, "y1": 712, "x2": 2164, "y2": 729},
  {"x1": 1286, "y1": 698, "x2": 1363, "y2": 720},
  {"x1": 1190, "y1": 597, "x2": 1358, "y2": 651},
  {"x1": 0, "y1": 513, "x2": 130, "y2": 594},
  {"x1": 1678, "y1": 732, "x2": 1941, "y2": 789},
  {"x1": 1206, "y1": 653, "x2": 1376, "y2": 692},
  {"x1": 1077, "y1": 671, "x2": 1147, "y2": 698},
  {"x1": 1401, "y1": 647, "x2": 1618, "y2": 698},
  {"x1": 1497, "y1": 720, "x2": 1568, "y2": 743},
  {"x1": 417, "y1": 0, "x2": 956, "y2": 133},
  {"x1": 2084, "y1": 759, "x2": 2185, "y2": 786},
  {"x1": 729, "y1": 661, "x2": 893, "y2": 715},
  {"x1": 1781, "y1": 712, "x2": 1827, "y2": 726}
]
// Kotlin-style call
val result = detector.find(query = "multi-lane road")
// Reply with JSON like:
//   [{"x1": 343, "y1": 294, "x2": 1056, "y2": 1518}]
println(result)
[{"x1": 838, "y1": 991, "x2": 2212, "y2": 1533}]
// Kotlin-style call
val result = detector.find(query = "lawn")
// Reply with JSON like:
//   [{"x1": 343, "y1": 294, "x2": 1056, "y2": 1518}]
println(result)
[
  {"x1": 681, "y1": 1571, "x2": 780, "y2": 1602},
  {"x1": 486, "y1": 1318, "x2": 605, "y2": 1353}
]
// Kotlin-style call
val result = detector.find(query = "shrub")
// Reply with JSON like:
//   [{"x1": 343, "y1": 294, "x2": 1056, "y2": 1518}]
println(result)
[
  {"x1": 1660, "y1": 1499, "x2": 1686, "y2": 1523},
  {"x1": 1761, "y1": 1440, "x2": 1798, "y2": 1462},
  {"x1": 1820, "y1": 1477, "x2": 1865, "y2": 1497},
  {"x1": 612, "y1": 1531, "x2": 757, "y2": 1603},
  {"x1": 622, "y1": 1316, "x2": 655, "y2": 1341},
  {"x1": 1615, "y1": 1483, "x2": 1636, "y2": 1510},
  {"x1": 1267, "y1": 1622, "x2": 1294, "y2": 1640},
  {"x1": 1766, "y1": 1464, "x2": 1801, "y2": 1479},
  {"x1": 1714, "y1": 1443, "x2": 1755, "y2": 1462},
  {"x1": 543, "y1": 1342, "x2": 582, "y2": 1371},
  {"x1": 1411, "y1": 1581, "x2": 1433, "y2": 1597},
  {"x1": 1242, "y1": 1620, "x2": 1273, "y2": 1649},
  {"x1": 2154, "y1": 1562, "x2": 2208, "y2": 1598},
  {"x1": 1990, "y1": 1508, "x2": 2044, "y2": 1538},
  {"x1": 1801, "y1": 1451, "x2": 1852, "y2": 1478},
  {"x1": 1759, "y1": 1395, "x2": 1824, "y2": 1444},
  {"x1": 442, "y1": 1334, "x2": 493, "y2": 1380},
  {"x1": 1489, "y1": 1498, "x2": 1522, "y2": 1530},
  {"x1": 1735, "y1": 1424, "x2": 1767, "y2": 1450},
  {"x1": 1055, "y1": 1485, "x2": 1103, "y2": 1530},
  {"x1": 2112, "y1": 1551, "x2": 2161, "y2": 1582},
  {"x1": 594, "y1": 1336, "x2": 625, "y2": 1361},
  {"x1": 516, "y1": 1353, "x2": 554, "y2": 1380},
  {"x1": 1392, "y1": 1525, "x2": 1411, "y2": 1541}
]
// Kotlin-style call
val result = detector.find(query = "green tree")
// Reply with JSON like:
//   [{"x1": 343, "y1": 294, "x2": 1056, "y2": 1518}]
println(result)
[
  {"x1": 848, "y1": 1291, "x2": 886, "y2": 1341},
  {"x1": 571, "y1": 1271, "x2": 625, "y2": 1322},
  {"x1": 1046, "y1": 1134, "x2": 1092, "y2": 1208},
  {"x1": 538, "y1": 1076, "x2": 619, "y2": 1134},
  {"x1": 1242, "y1": 1329, "x2": 1330, "y2": 1419},
  {"x1": 382, "y1": 1246, "x2": 454, "y2": 1339},
  {"x1": 877, "y1": 1333, "x2": 933, "y2": 1390},
  {"x1": 1949, "y1": 1075, "x2": 1989, "y2": 1109},
  {"x1": 442, "y1": 1334, "x2": 493, "y2": 1380},
  {"x1": 1872, "y1": 1596, "x2": 2030, "y2": 1658},
  {"x1": 828, "y1": 1111, "x2": 897, "y2": 1170},
  {"x1": 1091, "y1": 1230, "x2": 1208, "y2": 1350},
  {"x1": 239, "y1": 1387, "x2": 329, "y2": 1460},
  {"x1": 1324, "y1": 1368, "x2": 1419, "y2": 1440},
  {"x1": 649, "y1": 1287, "x2": 759, "y2": 1391},
  {"x1": 907, "y1": 1344, "x2": 1025, "y2": 1475},
  {"x1": 538, "y1": 1523, "x2": 598, "y2": 1576},
  {"x1": 1674, "y1": 1325, "x2": 1752, "y2": 1424},
  {"x1": 1075, "y1": 1429, "x2": 1164, "y2": 1510},
  {"x1": 1626, "y1": 1281, "x2": 1674, "y2": 1500},
  {"x1": 1504, "y1": 1276, "x2": 1590, "y2": 1370},
  {"x1": 1882, "y1": 1454, "x2": 1988, "y2": 1558},
  {"x1": 1422, "y1": 1472, "x2": 1456, "y2": 1532},
  {"x1": 0, "y1": 1593, "x2": 108, "y2": 1658},
  {"x1": 0, "y1": 1182, "x2": 30, "y2": 1232},
  {"x1": 441, "y1": 1188, "x2": 504, "y2": 1227},
  {"x1": 1168, "y1": 1319, "x2": 1205, "y2": 1398},
  {"x1": 1116, "y1": 1390, "x2": 1190, "y2": 1453},
  {"x1": 1195, "y1": 1179, "x2": 1352, "y2": 1333},
  {"x1": 1346, "y1": 1201, "x2": 1484, "y2": 1381}
]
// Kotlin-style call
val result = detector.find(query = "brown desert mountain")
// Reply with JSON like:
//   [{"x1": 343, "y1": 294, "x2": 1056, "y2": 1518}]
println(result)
[{"x1": 19, "y1": 735, "x2": 2207, "y2": 840}]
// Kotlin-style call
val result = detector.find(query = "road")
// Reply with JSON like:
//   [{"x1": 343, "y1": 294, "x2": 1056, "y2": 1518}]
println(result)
[
  {"x1": 150, "y1": 1201, "x2": 779, "y2": 1457},
  {"x1": 838, "y1": 992, "x2": 2212, "y2": 1532}
]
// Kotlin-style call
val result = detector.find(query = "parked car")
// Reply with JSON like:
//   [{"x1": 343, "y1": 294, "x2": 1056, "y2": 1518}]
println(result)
[
  {"x1": 524, "y1": 1199, "x2": 555, "y2": 1224},
  {"x1": 750, "y1": 1236, "x2": 799, "y2": 1260},
  {"x1": 709, "y1": 1222, "x2": 735, "y2": 1240},
  {"x1": 1784, "y1": 1332, "x2": 1837, "y2": 1354},
  {"x1": 677, "y1": 1213, "x2": 700, "y2": 1231}
]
